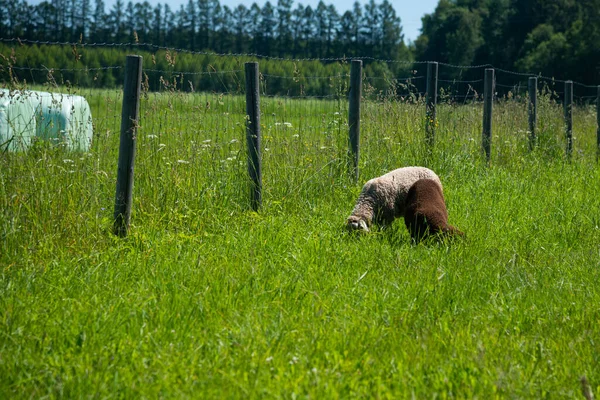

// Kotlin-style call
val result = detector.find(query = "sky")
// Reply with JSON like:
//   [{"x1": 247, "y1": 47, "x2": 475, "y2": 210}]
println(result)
[
  {"x1": 28, "y1": 0, "x2": 439, "y2": 44},
  {"x1": 203, "y1": 0, "x2": 440, "y2": 43}
]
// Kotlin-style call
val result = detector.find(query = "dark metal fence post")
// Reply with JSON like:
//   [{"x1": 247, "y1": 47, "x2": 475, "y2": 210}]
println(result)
[
  {"x1": 113, "y1": 55, "x2": 142, "y2": 237},
  {"x1": 528, "y1": 76, "x2": 537, "y2": 150},
  {"x1": 482, "y1": 68, "x2": 494, "y2": 162},
  {"x1": 565, "y1": 80, "x2": 573, "y2": 158},
  {"x1": 245, "y1": 62, "x2": 262, "y2": 211},
  {"x1": 348, "y1": 59, "x2": 362, "y2": 182},
  {"x1": 426, "y1": 61, "x2": 438, "y2": 147}
]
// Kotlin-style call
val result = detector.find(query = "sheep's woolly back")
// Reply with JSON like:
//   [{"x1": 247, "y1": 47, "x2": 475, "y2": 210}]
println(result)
[
  {"x1": 404, "y1": 178, "x2": 463, "y2": 241},
  {"x1": 348, "y1": 166, "x2": 442, "y2": 229}
]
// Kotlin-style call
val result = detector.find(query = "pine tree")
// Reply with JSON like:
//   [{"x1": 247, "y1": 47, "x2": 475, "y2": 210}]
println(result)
[
  {"x1": 91, "y1": 0, "x2": 106, "y2": 41},
  {"x1": 259, "y1": 1, "x2": 275, "y2": 56},
  {"x1": 108, "y1": 0, "x2": 126, "y2": 42},
  {"x1": 232, "y1": 4, "x2": 249, "y2": 54},
  {"x1": 276, "y1": 0, "x2": 293, "y2": 57}
]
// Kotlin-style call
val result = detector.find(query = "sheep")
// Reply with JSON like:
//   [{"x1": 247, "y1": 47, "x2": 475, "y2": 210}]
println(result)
[
  {"x1": 404, "y1": 178, "x2": 463, "y2": 242},
  {"x1": 346, "y1": 166, "x2": 442, "y2": 232}
]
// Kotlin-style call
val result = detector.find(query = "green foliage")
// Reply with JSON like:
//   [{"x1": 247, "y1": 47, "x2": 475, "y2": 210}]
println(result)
[
  {"x1": 416, "y1": 0, "x2": 600, "y2": 85},
  {"x1": 0, "y1": 0, "x2": 408, "y2": 61},
  {"x1": 1, "y1": 86, "x2": 600, "y2": 397}
]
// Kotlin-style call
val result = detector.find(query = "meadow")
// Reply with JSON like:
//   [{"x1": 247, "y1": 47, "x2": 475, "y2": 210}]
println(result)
[{"x1": 1, "y1": 87, "x2": 600, "y2": 398}]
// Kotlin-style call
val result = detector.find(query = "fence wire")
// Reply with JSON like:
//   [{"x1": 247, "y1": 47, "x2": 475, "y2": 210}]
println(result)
[{"x1": 0, "y1": 40, "x2": 599, "y2": 219}]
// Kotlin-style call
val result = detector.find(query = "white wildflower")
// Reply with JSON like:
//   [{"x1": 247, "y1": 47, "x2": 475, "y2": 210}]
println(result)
[
  {"x1": 202, "y1": 139, "x2": 211, "y2": 143},
  {"x1": 177, "y1": 160, "x2": 190, "y2": 164},
  {"x1": 283, "y1": 122, "x2": 292, "y2": 128},
  {"x1": 229, "y1": 139, "x2": 239, "y2": 144},
  {"x1": 265, "y1": 356, "x2": 273, "y2": 363},
  {"x1": 62, "y1": 159, "x2": 74, "y2": 164},
  {"x1": 147, "y1": 134, "x2": 158, "y2": 139}
]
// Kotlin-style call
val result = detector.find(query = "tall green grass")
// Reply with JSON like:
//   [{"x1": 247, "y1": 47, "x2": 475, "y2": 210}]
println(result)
[{"x1": 1, "y1": 89, "x2": 600, "y2": 398}]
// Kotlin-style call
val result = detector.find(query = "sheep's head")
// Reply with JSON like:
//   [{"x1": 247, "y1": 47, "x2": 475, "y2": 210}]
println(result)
[{"x1": 346, "y1": 215, "x2": 370, "y2": 233}]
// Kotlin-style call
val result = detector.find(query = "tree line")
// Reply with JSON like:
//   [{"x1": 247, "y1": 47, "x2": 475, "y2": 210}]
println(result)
[
  {"x1": 0, "y1": 0, "x2": 599, "y2": 89},
  {"x1": 415, "y1": 0, "x2": 600, "y2": 86},
  {"x1": 0, "y1": 0, "x2": 409, "y2": 61}
]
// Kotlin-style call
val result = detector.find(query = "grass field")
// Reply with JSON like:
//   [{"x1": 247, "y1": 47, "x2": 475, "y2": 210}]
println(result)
[{"x1": 1, "y1": 88, "x2": 600, "y2": 398}]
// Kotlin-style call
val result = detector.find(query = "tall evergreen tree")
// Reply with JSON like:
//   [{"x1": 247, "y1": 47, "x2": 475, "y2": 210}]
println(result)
[
  {"x1": 379, "y1": 0, "x2": 404, "y2": 60},
  {"x1": 162, "y1": 4, "x2": 174, "y2": 46},
  {"x1": 248, "y1": 2, "x2": 261, "y2": 54},
  {"x1": 91, "y1": 0, "x2": 107, "y2": 41},
  {"x1": 276, "y1": 0, "x2": 293, "y2": 57},
  {"x1": 152, "y1": 4, "x2": 163, "y2": 45},
  {"x1": 108, "y1": 0, "x2": 126, "y2": 42},
  {"x1": 362, "y1": 0, "x2": 381, "y2": 57},
  {"x1": 185, "y1": 0, "x2": 197, "y2": 50},
  {"x1": 197, "y1": 0, "x2": 209, "y2": 49},
  {"x1": 134, "y1": 1, "x2": 152, "y2": 40},
  {"x1": 301, "y1": 5, "x2": 316, "y2": 57},
  {"x1": 218, "y1": 5, "x2": 233, "y2": 54},
  {"x1": 208, "y1": 0, "x2": 222, "y2": 52},
  {"x1": 351, "y1": 2, "x2": 363, "y2": 55},
  {"x1": 259, "y1": 1, "x2": 276, "y2": 56},
  {"x1": 291, "y1": 3, "x2": 305, "y2": 57},
  {"x1": 125, "y1": 1, "x2": 135, "y2": 39},
  {"x1": 232, "y1": 4, "x2": 249, "y2": 53}
]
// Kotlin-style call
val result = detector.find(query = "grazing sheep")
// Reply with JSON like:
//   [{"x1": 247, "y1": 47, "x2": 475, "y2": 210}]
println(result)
[
  {"x1": 404, "y1": 178, "x2": 463, "y2": 241},
  {"x1": 346, "y1": 166, "x2": 442, "y2": 232}
]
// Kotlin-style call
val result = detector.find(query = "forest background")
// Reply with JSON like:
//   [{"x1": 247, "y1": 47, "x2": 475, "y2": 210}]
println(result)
[{"x1": 1, "y1": 0, "x2": 599, "y2": 87}]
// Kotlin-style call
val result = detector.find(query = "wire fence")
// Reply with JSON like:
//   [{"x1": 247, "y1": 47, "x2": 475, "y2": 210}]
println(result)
[{"x1": 1, "y1": 40, "x2": 599, "y2": 233}]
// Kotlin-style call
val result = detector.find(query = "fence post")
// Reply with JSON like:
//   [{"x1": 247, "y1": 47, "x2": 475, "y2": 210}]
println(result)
[
  {"x1": 245, "y1": 62, "x2": 262, "y2": 211},
  {"x1": 348, "y1": 59, "x2": 362, "y2": 182},
  {"x1": 564, "y1": 80, "x2": 573, "y2": 158},
  {"x1": 482, "y1": 68, "x2": 494, "y2": 162},
  {"x1": 113, "y1": 55, "x2": 143, "y2": 237},
  {"x1": 596, "y1": 85, "x2": 599, "y2": 160},
  {"x1": 426, "y1": 61, "x2": 438, "y2": 147},
  {"x1": 528, "y1": 76, "x2": 537, "y2": 150}
]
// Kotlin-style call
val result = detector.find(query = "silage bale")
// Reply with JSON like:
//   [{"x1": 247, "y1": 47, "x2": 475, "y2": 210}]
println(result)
[
  {"x1": 27, "y1": 90, "x2": 94, "y2": 151},
  {"x1": 0, "y1": 89, "x2": 37, "y2": 152}
]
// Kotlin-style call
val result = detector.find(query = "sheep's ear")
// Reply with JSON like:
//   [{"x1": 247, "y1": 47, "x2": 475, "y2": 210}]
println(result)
[{"x1": 358, "y1": 219, "x2": 369, "y2": 232}]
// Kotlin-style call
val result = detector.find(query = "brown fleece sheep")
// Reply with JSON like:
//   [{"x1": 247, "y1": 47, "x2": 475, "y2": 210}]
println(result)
[
  {"x1": 404, "y1": 178, "x2": 463, "y2": 241},
  {"x1": 346, "y1": 166, "x2": 442, "y2": 232}
]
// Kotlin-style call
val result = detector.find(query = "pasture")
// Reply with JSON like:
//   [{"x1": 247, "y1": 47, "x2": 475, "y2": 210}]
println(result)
[{"x1": 1, "y1": 89, "x2": 600, "y2": 398}]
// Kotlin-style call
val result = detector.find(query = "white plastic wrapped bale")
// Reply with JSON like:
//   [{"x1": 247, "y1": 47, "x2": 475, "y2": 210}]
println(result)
[
  {"x1": 0, "y1": 89, "x2": 37, "y2": 152},
  {"x1": 28, "y1": 90, "x2": 94, "y2": 151}
]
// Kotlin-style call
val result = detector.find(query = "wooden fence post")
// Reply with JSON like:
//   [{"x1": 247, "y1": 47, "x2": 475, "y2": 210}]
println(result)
[
  {"x1": 113, "y1": 55, "x2": 142, "y2": 237},
  {"x1": 564, "y1": 80, "x2": 573, "y2": 158},
  {"x1": 528, "y1": 76, "x2": 537, "y2": 150},
  {"x1": 348, "y1": 59, "x2": 362, "y2": 182},
  {"x1": 482, "y1": 68, "x2": 494, "y2": 162},
  {"x1": 245, "y1": 62, "x2": 262, "y2": 211},
  {"x1": 426, "y1": 61, "x2": 438, "y2": 147}
]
